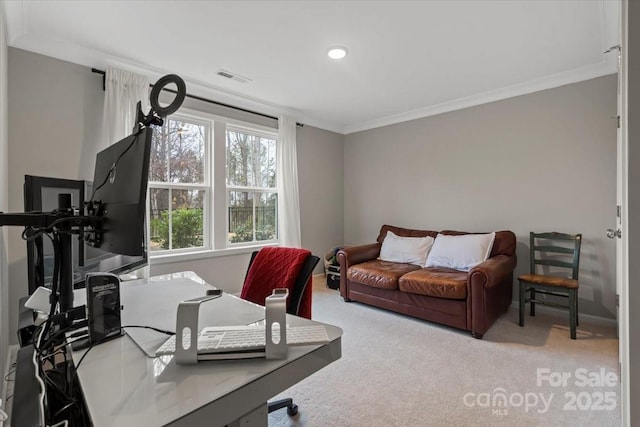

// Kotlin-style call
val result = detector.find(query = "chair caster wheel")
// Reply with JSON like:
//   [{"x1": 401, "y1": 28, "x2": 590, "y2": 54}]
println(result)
[{"x1": 287, "y1": 404, "x2": 299, "y2": 416}]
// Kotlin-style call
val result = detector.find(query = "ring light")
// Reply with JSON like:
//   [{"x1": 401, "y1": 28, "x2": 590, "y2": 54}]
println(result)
[{"x1": 150, "y1": 74, "x2": 186, "y2": 117}]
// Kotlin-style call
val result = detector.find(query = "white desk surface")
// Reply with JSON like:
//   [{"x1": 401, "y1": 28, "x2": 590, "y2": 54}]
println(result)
[{"x1": 70, "y1": 271, "x2": 342, "y2": 427}]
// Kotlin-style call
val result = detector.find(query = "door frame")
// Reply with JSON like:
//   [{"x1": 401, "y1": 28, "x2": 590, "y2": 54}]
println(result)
[{"x1": 619, "y1": 0, "x2": 630, "y2": 424}]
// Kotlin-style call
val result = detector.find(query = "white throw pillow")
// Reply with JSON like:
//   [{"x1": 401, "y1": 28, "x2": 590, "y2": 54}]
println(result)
[
  {"x1": 379, "y1": 231, "x2": 435, "y2": 266},
  {"x1": 425, "y1": 232, "x2": 496, "y2": 271}
]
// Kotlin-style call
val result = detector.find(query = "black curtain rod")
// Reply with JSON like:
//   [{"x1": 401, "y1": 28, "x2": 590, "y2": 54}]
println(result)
[{"x1": 91, "y1": 68, "x2": 302, "y2": 127}]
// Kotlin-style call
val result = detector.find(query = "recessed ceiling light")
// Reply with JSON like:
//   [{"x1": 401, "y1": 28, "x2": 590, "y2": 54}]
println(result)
[{"x1": 327, "y1": 47, "x2": 347, "y2": 60}]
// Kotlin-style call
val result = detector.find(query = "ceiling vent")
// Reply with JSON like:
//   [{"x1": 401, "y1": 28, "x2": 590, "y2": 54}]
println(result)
[{"x1": 216, "y1": 69, "x2": 252, "y2": 84}]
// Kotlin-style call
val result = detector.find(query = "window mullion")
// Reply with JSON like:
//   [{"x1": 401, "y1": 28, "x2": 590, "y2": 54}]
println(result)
[
  {"x1": 168, "y1": 188, "x2": 173, "y2": 250},
  {"x1": 252, "y1": 192, "x2": 257, "y2": 241},
  {"x1": 149, "y1": 182, "x2": 207, "y2": 190},
  {"x1": 213, "y1": 120, "x2": 228, "y2": 249}
]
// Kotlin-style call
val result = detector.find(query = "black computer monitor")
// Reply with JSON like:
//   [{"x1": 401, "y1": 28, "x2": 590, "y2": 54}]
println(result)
[{"x1": 89, "y1": 127, "x2": 152, "y2": 257}]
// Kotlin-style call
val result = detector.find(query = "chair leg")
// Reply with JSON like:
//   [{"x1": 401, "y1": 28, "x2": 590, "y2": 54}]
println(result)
[
  {"x1": 576, "y1": 290, "x2": 579, "y2": 326},
  {"x1": 530, "y1": 287, "x2": 536, "y2": 317},
  {"x1": 268, "y1": 398, "x2": 299, "y2": 416},
  {"x1": 569, "y1": 289, "x2": 577, "y2": 340},
  {"x1": 518, "y1": 280, "x2": 525, "y2": 326}
]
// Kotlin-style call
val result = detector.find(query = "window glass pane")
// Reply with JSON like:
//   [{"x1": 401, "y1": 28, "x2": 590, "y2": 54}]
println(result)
[
  {"x1": 168, "y1": 119, "x2": 206, "y2": 184},
  {"x1": 227, "y1": 191, "x2": 277, "y2": 243},
  {"x1": 226, "y1": 130, "x2": 276, "y2": 188},
  {"x1": 150, "y1": 126, "x2": 169, "y2": 182},
  {"x1": 171, "y1": 189, "x2": 205, "y2": 249},
  {"x1": 228, "y1": 191, "x2": 253, "y2": 243},
  {"x1": 255, "y1": 192, "x2": 277, "y2": 241},
  {"x1": 149, "y1": 188, "x2": 169, "y2": 251}
]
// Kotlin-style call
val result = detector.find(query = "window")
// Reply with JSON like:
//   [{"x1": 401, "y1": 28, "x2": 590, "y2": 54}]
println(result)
[
  {"x1": 149, "y1": 115, "x2": 209, "y2": 253},
  {"x1": 226, "y1": 127, "x2": 278, "y2": 244},
  {"x1": 148, "y1": 110, "x2": 279, "y2": 256}
]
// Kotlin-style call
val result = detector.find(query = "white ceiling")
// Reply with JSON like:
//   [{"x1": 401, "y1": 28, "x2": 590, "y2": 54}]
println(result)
[{"x1": 2, "y1": 0, "x2": 620, "y2": 134}]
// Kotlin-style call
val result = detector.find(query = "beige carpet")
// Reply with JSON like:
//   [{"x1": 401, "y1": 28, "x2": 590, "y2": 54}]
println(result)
[{"x1": 268, "y1": 277, "x2": 620, "y2": 427}]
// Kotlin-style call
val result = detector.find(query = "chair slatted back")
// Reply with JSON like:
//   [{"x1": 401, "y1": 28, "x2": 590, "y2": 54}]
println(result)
[{"x1": 529, "y1": 232, "x2": 582, "y2": 280}]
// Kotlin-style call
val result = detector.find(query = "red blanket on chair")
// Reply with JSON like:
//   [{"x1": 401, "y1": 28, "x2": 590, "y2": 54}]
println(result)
[{"x1": 240, "y1": 247, "x2": 313, "y2": 319}]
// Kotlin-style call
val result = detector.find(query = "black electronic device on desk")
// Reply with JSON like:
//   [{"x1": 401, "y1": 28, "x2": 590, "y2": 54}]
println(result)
[
  {"x1": 71, "y1": 273, "x2": 124, "y2": 350},
  {"x1": 0, "y1": 74, "x2": 186, "y2": 427},
  {"x1": 86, "y1": 273, "x2": 122, "y2": 343}
]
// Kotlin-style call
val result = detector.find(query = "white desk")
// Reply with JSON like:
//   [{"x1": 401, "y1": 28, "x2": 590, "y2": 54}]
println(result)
[{"x1": 70, "y1": 271, "x2": 342, "y2": 427}]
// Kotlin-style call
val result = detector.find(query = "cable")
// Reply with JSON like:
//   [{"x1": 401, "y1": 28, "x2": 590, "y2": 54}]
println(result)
[
  {"x1": 43, "y1": 371, "x2": 74, "y2": 403},
  {"x1": 52, "y1": 400, "x2": 79, "y2": 421},
  {"x1": 22, "y1": 226, "x2": 46, "y2": 241},
  {"x1": 40, "y1": 233, "x2": 61, "y2": 341},
  {"x1": 39, "y1": 321, "x2": 89, "y2": 353},
  {"x1": 121, "y1": 325, "x2": 175, "y2": 336},
  {"x1": 3, "y1": 365, "x2": 16, "y2": 381},
  {"x1": 89, "y1": 131, "x2": 141, "y2": 202},
  {"x1": 33, "y1": 328, "x2": 47, "y2": 427}
]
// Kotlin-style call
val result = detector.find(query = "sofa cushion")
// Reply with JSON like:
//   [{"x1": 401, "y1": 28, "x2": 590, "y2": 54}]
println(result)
[
  {"x1": 398, "y1": 268, "x2": 468, "y2": 300},
  {"x1": 348, "y1": 260, "x2": 421, "y2": 290},
  {"x1": 379, "y1": 231, "x2": 435, "y2": 266},
  {"x1": 425, "y1": 232, "x2": 495, "y2": 271}
]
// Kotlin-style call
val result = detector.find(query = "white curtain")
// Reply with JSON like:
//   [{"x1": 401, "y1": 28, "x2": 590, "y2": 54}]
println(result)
[
  {"x1": 102, "y1": 67, "x2": 150, "y2": 278},
  {"x1": 102, "y1": 66, "x2": 149, "y2": 149},
  {"x1": 277, "y1": 116, "x2": 302, "y2": 247}
]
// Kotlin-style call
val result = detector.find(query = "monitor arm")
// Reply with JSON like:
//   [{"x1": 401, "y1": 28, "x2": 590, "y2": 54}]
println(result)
[{"x1": 0, "y1": 198, "x2": 105, "y2": 313}]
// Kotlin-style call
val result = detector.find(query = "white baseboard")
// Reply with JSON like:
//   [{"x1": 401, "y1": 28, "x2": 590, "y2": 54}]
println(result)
[{"x1": 509, "y1": 300, "x2": 617, "y2": 327}]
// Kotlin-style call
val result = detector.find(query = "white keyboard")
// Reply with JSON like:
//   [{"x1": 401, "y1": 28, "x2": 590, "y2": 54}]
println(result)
[{"x1": 156, "y1": 325, "x2": 330, "y2": 357}]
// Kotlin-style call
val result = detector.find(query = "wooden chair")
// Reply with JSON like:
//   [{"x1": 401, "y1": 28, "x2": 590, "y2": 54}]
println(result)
[
  {"x1": 518, "y1": 232, "x2": 582, "y2": 339},
  {"x1": 240, "y1": 247, "x2": 320, "y2": 416}
]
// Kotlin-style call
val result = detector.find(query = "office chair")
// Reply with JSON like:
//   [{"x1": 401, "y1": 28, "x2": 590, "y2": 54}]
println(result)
[
  {"x1": 518, "y1": 232, "x2": 582, "y2": 339},
  {"x1": 240, "y1": 246, "x2": 320, "y2": 415}
]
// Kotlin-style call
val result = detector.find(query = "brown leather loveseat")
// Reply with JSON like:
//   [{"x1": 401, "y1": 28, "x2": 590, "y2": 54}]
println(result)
[{"x1": 337, "y1": 225, "x2": 517, "y2": 338}]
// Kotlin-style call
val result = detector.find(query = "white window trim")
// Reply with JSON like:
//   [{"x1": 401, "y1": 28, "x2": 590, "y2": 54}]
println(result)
[
  {"x1": 225, "y1": 125, "x2": 279, "y2": 247},
  {"x1": 150, "y1": 242, "x2": 278, "y2": 265},
  {"x1": 148, "y1": 110, "x2": 212, "y2": 253},
  {"x1": 148, "y1": 108, "x2": 280, "y2": 262}
]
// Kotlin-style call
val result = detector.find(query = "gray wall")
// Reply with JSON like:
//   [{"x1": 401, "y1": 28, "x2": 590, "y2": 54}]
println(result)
[
  {"x1": 6, "y1": 48, "x2": 345, "y2": 342},
  {"x1": 297, "y1": 125, "x2": 344, "y2": 270},
  {"x1": 7, "y1": 48, "x2": 105, "y2": 343},
  {"x1": 344, "y1": 75, "x2": 618, "y2": 319},
  {"x1": 626, "y1": 0, "x2": 639, "y2": 423}
]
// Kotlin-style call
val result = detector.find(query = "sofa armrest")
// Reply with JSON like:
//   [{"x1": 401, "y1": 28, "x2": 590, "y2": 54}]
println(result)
[
  {"x1": 469, "y1": 254, "x2": 517, "y2": 289},
  {"x1": 337, "y1": 243, "x2": 381, "y2": 269},
  {"x1": 337, "y1": 243, "x2": 381, "y2": 300},
  {"x1": 468, "y1": 254, "x2": 517, "y2": 337}
]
